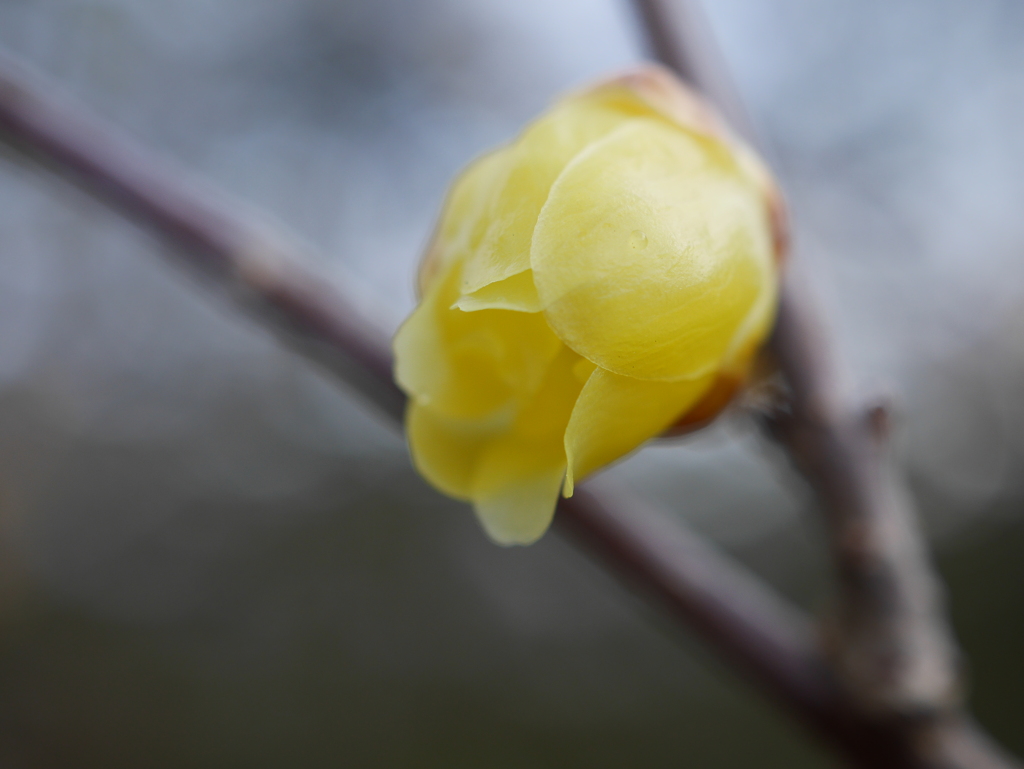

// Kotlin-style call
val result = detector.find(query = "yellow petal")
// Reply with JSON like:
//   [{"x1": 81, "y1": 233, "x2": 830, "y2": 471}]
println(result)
[
  {"x1": 532, "y1": 118, "x2": 774, "y2": 382},
  {"x1": 471, "y1": 441, "x2": 566, "y2": 545},
  {"x1": 587, "y1": 67, "x2": 786, "y2": 256},
  {"x1": 563, "y1": 367, "x2": 715, "y2": 495},
  {"x1": 469, "y1": 345, "x2": 585, "y2": 544},
  {"x1": 404, "y1": 340, "x2": 586, "y2": 545},
  {"x1": 395, "y1": 263, "x2": 562, "y2": 421},
  {"x1": 457, "y1": 98, "x2": 640, "y2": 298},
  {"x1": 720, "y1": 261, "x2": 778, "y2": 374},
  {"x1": 406, "y1": 402, "x2": 488, "y2": 501},
  {"x1": 452, "y1": 269, "x2": 543, "y2": 313},
  {"x1": 418, "y1": 149, "x2": 514, "y2": 297},
  {"x1": 405, "y1": 346, "x2": 585, "y2": 544},
  {"x1": 398, "y1": 66, "x2": 785, "y2": 547},
  {"x1": 407, "y1": 401, "x2": 567, "y2": 544}
]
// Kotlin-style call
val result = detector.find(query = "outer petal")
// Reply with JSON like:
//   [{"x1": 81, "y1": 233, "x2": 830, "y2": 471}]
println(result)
[
  {"x1": 457, "y1": 98, "x2": 643, "y2": 300},
  {"x1": 469, "y1": 345, "x2": 586, "y2": 545},
  {"x1": 406, "y1": 402, "x2": 488, "y2": 501},
  {"x1": 563, "y1": 367, "x2": 715, "y2": 495},
  {"x1": 589, "y1": 66, "x2": 788, "y2": 264},
  {"x1": 720, "y1": 253, "x2": 777, "y2": 370},
  {"x1": 532, "y1": 118, "x2": 774, "y2": 382},
  {"x1": 451, "y1": 269, "x2": 543, "y2": 313},
  {"x1": 471, "y1": 441, "x2": 567, "y2": 545},
  {"x1": 418, "y1": 149, "x2": 514, "y2": 297},
  {"x1": 405, "y1": 343, "x2": 587, "y2": 545},
  {"x1": 394, "y1": 263, "x2": 561, "y2": 421}
]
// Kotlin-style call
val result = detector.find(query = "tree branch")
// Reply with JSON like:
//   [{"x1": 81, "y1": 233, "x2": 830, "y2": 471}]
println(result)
[
  {"x1": 630, "y1": 1, "x2": 1021, "y2": 767},
  {"x1": 768, "y1": 275, "x2": 961, "y2": 715},
  {"x1": 0, "y1": 52, "x2": 405, "y2": 423}
]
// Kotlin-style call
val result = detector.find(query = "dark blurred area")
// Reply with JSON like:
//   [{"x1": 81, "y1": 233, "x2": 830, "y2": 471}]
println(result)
[{"x1": 0, "y1": 0, "x2": 1020, "y2": 766}]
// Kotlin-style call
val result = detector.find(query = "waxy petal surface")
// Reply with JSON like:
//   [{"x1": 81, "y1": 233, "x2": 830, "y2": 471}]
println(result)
[
  {"x1": 563, "y1": 367, "x2": 715, "y2": 495},
  {"x1": 532, "y1": 118, "x2": 773, "y2": 382},
  {"x1": 395, "y1": 264, "x2": 560, "y2": 421}
]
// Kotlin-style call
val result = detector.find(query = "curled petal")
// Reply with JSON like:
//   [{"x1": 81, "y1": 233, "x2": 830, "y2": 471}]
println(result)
[
  {"x1": 394, "y1": 264, "x2": 561, "y2": 421},
  {"x1": 564, "y1": 367, "x2": 715, "y2": 495},
  {"x1": 406, "y1": 344, "x2": 586, "y2": 545},
  {"x1": 452, "y1": 269, "x2": 543, "y2": 313},
  {"x1": 532, "y1": 118, "x2": 774, "y2": 382},
  {"x1": 591, "y1": 66, "x2": 787, "y2": 264},
  {"x1": 588, "y1": 65, "x2": 727, "y2": 142},
  {"x1": 457, "y1": 97, "x2": 643, "y2": 299}
]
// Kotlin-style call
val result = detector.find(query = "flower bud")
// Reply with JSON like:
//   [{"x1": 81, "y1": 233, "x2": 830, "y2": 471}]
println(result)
[{"x1": 394, "y1": 65, "x2": 785, "y2": 545}]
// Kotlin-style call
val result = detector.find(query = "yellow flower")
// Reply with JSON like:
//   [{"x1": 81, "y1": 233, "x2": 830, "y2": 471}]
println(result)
[{"x1": 394, "y1": 65, "x2": 785, "y2": 545}]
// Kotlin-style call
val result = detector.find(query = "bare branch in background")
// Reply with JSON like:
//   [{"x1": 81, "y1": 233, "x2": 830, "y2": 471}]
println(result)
[
  {"x1": 630, "y1": 0, "x2": 755, "y2": 142},
  {"x1": 630, "y1": 0, "x2": 1021, "y2": 767},
  {"x1": 0, "y1": 52, "x2": 405, "y2": 423},
  {"x1": 768, "y1": 278, "x2": 961, "y2": 714}
]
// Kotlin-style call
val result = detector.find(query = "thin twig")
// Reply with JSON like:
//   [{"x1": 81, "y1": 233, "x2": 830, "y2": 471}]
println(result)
[
  {"x1": 560, "y1": 486, "x2": 1016, "y2": 769},
  {"x1": 768, "y1": 275, "x2": 961, "y2": 715},
  {"x1": 630, "y1": 0, "x2": 756, "y2": 142},
  {"x1": 558, "y1": 484, "x2": 898, "y2": 768},
  {"x1": 0, "y1": 52, "x2": 405, "y2": 423},
  {"x1": 630, "y1": 1, "x2": 1020, "y2": 767}
]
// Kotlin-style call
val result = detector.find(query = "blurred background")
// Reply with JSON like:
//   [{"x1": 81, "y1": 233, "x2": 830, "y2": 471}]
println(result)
[{"x1": 0, "y1": 0, "x2": 1021, "y2": 766}]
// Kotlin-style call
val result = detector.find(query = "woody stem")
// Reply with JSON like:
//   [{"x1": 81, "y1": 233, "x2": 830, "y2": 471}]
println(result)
[{"x1": 631, "y1": 0, "x2": 1020, "y2": 767}]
